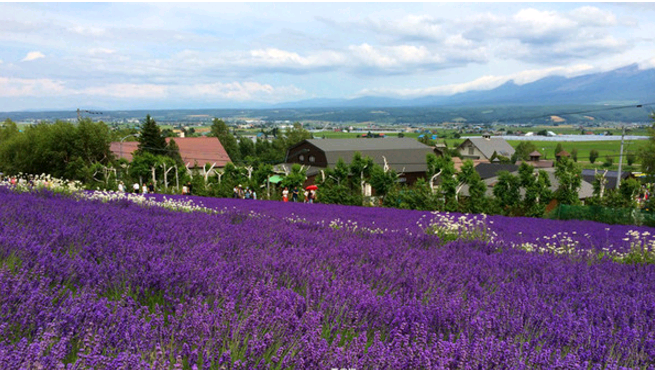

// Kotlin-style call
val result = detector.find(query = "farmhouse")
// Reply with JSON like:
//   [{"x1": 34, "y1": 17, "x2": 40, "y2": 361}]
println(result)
[
  {"x1": 580, "y1": 169, "x2": 634, "y2": 190},
  {"x1": 459, "y1": 167, "x2": 595, "y2": 201},
  {"x1": 110, "y1": 137, "x2": 231, "y2": 168},
  {"x1": 457, "y1": 135, "x2": 515, "y2": 161},
  {"x1": 284, "y1": 138, "x2": 434, "y2": 185}
]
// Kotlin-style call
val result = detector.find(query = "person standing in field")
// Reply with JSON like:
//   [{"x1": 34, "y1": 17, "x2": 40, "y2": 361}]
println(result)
[
  {"x1": 142, "y1": 183, "x2": 148, "y2": 194},
  {"x1": 182, "y1": 184, "x2": 188, "y2": 195},
  {"x1": 148, "y1": 182, "x2": 154, "y2": 194},
  {"x1": 282, "y1": 187, "x2": 289, "y2": 202},
  {"x1": 133, "y1": 182, "x2": 140, "y2": 194},
  {"x1": 118, "y1": 181, "x2": 125, "y2": 192},
  {"x1": 292, "y1": 186, "x2": 299, "y2": 202}
]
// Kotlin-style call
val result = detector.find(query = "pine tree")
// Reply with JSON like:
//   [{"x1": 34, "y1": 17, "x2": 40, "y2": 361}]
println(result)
[
  {"x1": 166, "y1": 138, "x2": 185, "y2": 167},
  {"x1": 210, "y1": 118, "x2": 240, "y2": 163},
  {"x1": 137, "y1": 115, "x2": 167, "y2": 156}
]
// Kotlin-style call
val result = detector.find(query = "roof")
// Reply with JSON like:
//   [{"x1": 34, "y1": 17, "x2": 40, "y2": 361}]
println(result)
[
  {"x1": 110, "y1": 137, "x2": 231, "y2": 167},
  {"x1": 581, "y1": 169, "x2": 632, "y2": 190},
  {"x1": 459, "y1": 167, "x2": 595, "y2": 199},
  {"x1": 474, "y1": 162, "x2": 519, "y2": 180},
  {"x1": 556, "y1": 150, "x2": 570, "y2": 157},
  {"x1": 460, "y1": 137, "x2": 515, "y2": 159},
  {"x1": 297, "y1": 138, "x2": 434, "y2": 173},
  {"x1": 529, "y1": 151, "x2": 542, "y2": 157}
]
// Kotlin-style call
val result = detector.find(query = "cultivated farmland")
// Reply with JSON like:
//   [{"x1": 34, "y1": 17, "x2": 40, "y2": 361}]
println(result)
[{"x1": 1, "y1": 188, "x2": 655, "y2": 369}]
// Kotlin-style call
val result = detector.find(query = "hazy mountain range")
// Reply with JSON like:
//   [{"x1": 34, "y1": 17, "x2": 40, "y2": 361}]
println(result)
[{"x1": 273, "y1": 64, "x2": 655, "y2": 109}]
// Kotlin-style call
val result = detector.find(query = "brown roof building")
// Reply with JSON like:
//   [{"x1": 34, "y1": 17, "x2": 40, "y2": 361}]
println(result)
[
  {"x1": 284, "y1": 138, "x2": 434, "y2": 185},
  {"x1": 110, "y1": 137, "x2": 231, "y2": 168}
]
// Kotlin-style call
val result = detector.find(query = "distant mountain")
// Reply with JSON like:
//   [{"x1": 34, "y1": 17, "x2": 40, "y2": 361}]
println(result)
[{"x1": 276, "y1": 64, "x2": 655, "y2": 109}]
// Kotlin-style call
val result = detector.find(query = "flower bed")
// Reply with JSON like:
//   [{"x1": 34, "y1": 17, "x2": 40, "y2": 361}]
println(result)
[{"x1": 1, "y1": 188, "x2": 655, "y2": 369}]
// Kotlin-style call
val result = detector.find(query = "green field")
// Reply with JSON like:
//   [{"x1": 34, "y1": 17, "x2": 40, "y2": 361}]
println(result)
[{"x1": 505, "y1": 140, "x2": 647, "y2": 165}]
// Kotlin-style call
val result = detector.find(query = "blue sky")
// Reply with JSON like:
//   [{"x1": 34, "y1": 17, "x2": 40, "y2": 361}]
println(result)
[{"x1": 1, "y1": 2, "x2": 654, "y2": 111}]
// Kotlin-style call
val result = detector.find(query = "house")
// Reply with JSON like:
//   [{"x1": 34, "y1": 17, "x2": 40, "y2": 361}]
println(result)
[
  {"x1": 284, "y1": 138, "x2": 435, "y2": 185},
  {"x1": 459, "y1": 167, "x2": 595, "y2": 200},
  {"x1": 520, "y1": 151, "x2": 554, "y2": 169},
  {"x1": 580, "y1": 169, "x2": 634, "y2": 190},
  {"x1": 110, "y1": 137, "x2": 231, "y2": 168},
  {"x1": 457, "y1": 134, "x2": 515, "y2": 161}
]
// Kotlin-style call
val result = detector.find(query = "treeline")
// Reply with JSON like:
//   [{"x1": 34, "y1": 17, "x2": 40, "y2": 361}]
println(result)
[{"x1": 1, "y1": 114, "x2": 653, "y2": 222}]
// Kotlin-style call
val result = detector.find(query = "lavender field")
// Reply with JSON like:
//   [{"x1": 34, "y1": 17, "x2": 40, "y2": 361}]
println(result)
[{"x1": 2, "y1": 187, "x2": 655, "y2": 369}]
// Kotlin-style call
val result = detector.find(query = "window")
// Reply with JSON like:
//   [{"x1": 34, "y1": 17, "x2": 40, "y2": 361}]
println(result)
[
  {"x1": 298, "y1": 154, "x2": 305, "y2": 162},
  {"x1": 468, "y1": 147, "x2": 474, "y2": 155},
  {"x1": 309, "y1": 155, "x2": 315, "y2": 163}
]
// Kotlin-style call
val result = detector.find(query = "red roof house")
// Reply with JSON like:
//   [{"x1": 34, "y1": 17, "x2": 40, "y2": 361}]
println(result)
[{"x1": 110, "y1": 137, "x2": 231, "y2": 168}]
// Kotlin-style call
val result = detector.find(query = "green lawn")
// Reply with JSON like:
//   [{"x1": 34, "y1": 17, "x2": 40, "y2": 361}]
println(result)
[{"x1": 506, "y1": 140, "x2": 647, "y2": 166}]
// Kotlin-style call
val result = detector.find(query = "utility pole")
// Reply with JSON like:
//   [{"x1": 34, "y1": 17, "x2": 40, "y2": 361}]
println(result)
[
  {"x1": 616, "y1": 125, "x2": 625, "y2": 190},
  {"x1": 77, "y1": 108, "x2": 103, "y2": 121}
]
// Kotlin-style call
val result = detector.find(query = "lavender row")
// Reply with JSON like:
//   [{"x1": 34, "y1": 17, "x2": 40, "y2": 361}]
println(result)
[
  {"x1": 1, "y1": 188, "x2": 655, "y2": 369},
  {"x1": 141, "y1": 192, "x2": 655, "y2": 256}
]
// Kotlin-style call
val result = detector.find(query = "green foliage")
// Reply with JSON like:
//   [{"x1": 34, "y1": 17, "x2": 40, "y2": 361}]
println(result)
[
  {"x1": 210, "y1": 118, "x2": 240, "y2": 163},
  {"x1": 281, "y1": 164, "x2": 307, "y2": 188},
  {"x1": 238, "y1": 137, "x2": 256, "y2": 160},
  {"x1": 137, "y1": 115, "x2": 167, "y2": 157},
  {"x1": 284, "y1": 122, "x2": 313, "y2": 148},
  {"x1": 0, "y1": 119, "x2": 112, "y2": 180},
  {"x1": 0, "y1": 119, "x2": 19, "y2": 142},
  {"x1": 626, "y1": 152, "x2": 636, "y2": 166},
  {"x1": 589, "y1": 149, "x2": 599, "y2": 164},
  {"x1": 318, "y1": 184, "x2": 363, "y2": 206},
  {"x1": 369, "y1": 164, "x2": 397, "y2": 199},
  {"x1": 166, "y1": 139, "x2": 185, "y2": 168},
  {"x1": 512, "y1": 141, "x2": 537, "y2": 162},
  {"x1": 619, "y1": 178, "x2": 641, "y2": 208},
  {"x1": 570, "y1": 148, "x2": 578, "y2": 162},
  {"x1": 554, "y1": 143, "x2": 564, "y2": 157},
  {"x1": 603, "y1": 155, "x2": 614, "y2": 167},
  {"x1": 554, "y1": 156, "x2": 582, "y2": 205},
  {"x1": 493, "y1": 171, "x2": 521, "y2": 215},
  {"x1": 638, "y1": 114, "x2": 655, "y2": 175}
]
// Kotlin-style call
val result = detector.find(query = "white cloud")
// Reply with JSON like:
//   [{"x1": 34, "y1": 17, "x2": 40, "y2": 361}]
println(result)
[
  {"x1": 21, "y1": 51, "x2": 45, "y2": 62},
  {"x1": 0, "y1": 75, "x2": 305, "y2": 103},
  {"x1": 365, "y1": 14, "x2": 445, "y2": 41},
  {"x1": 354, "y1": 64, "x2": 595, "y2": 98},
  {"x1": 88, "y1": 48, "x2": 116, "y2": 55},
  {"x1": 0, "y1": 77, "x2": 67, "y2": 97},
  {"x1": 69, "y1": 25, "x2": 106, "y2": 36},
  {"x1": 569, "y1": 6, "x2": 617, "y2": 27}
]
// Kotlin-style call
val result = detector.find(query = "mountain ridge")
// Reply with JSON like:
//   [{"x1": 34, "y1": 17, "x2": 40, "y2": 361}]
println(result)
[{"x1": 272, "y1": 64, "x2": 655, "y2": 109}]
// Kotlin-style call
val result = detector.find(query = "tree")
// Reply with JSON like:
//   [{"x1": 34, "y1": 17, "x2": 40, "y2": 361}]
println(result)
[
  {"x1": 369, "y1": 163, "x2": 397, "y2": 202},
  {"x1": 554, "y1": 156, "x2": 581, "y2": 205},
  {"x1": 137, "y1": 115, "x2": 167, "y2": 157},
  {"x1": 570, "y1": 148, "x2": 578, "y2": 162},
  {"x1": 554, "y1": 143, "x2": 564, "y2": 158},
  {"x1": 285, "y1": 122, "x2": 313, "y2": 148},
  {"x1": 603, "y1": 155, "x2": 614, "y2": 168},
  {"x1": 0, "y1": 119, "x2": 19, "y2": 142},
  {"x1": 619, "y1": 178, "x2": 641, "y2": 208},
  {"x1": 0, "y1": 119, "x2": 112, "y2": 181},
  {"x1": 627, "y1": 152, "x2": 636, "y2": 166},
  {"x1": 512, "y1": 141, "x2": 537, "y2": 162},
  {"x1": 638, "y1": 114, "x2": 655, "y2": 175},
  {"x1": 281, "y1": 163, "x2": 307, "y2": 188},
  {"x1": 493, "y1": 171, "x2": 521, "y2": 214},
  {"x1": 457, "y1": 159, "x2": 487, "y2": 213},
  {"x1": 210, "y1": 118, "x2": 240, "y2": 163},
  {"x1": 166, "y1": 138, "x2": 185, "y2": 168},
  {"x1": 589, "y1": 149, "x2": 599, "y2": 164},
  {"x1": 238, "y1": 137, "x2": 256, "y2": 161}
]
